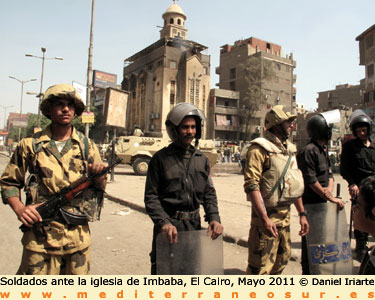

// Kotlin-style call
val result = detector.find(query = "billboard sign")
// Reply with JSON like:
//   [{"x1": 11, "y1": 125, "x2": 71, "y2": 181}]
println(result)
[
  {"x1": 104, "y1": 88, "x2": 128, "y2": 128},
  {"x1": 12, "y1": 120, "x2": 28, "y2": 128},
  {"x1": 93, "y1": 70, "x2": 117, "y2": 89},
  {"x1": 81, "y1": 112, "x2": 95, "y2": 124}
]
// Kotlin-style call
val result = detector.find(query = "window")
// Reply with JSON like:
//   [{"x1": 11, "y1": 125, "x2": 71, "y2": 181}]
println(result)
[
  {"x1": 170, "y1": 81, "x2": 176, "y2": 108},
  {"x1": 202, "y1": 85, "x2": 206, "y2": 110},
  {"x1": 367, "y1": 64, "x2": 374, "y2": 78},
  {"x1": 229, "y1": 81, "x2": 236, "y2": 91},
  {"x1": 226, "y1": 115, "x2": 232, "y2": 126},
  {"x1": 195, "y1": 80, "x2": 200, "y2": 106},
  {"x1": 230, "y1": 68, "x2": 236, "y2": 79},
  {"x1": 173, "y1": 29, "x2": 177, "y2": 34},
  {"x1": 177, "y1": 19, "x2": 181, "y2": 25},
  {"x1": 170, "y1": 18, "x2": 174, "y2": 24},
  {"x1": 366, "y1": 36, "x2": 374, "y2": 49},
  {"x1": 170, "y1": 60, "x2": 177, "y2": 69},
  {"x1": 189, "y1": 79, "x2": 194, "y2": 104},
  {"x1": 203, "y1": 67, "x2": 208, "y2": 75}
]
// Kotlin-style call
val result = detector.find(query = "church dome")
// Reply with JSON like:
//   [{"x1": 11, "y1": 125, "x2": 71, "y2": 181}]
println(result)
[{"x1": 162, "y1": 3, "x2": 186, "y2": 20}]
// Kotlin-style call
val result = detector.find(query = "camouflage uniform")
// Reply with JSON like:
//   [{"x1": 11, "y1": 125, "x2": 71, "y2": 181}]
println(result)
[
  {"x1": 244, "y1": 130, "x2": 295, "y2": 275},
  {"x1": 0, "y1": 125, "x2": 103, "y2": 275}
]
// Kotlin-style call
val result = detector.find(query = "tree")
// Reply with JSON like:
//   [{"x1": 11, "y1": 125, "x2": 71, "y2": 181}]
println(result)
[
  {"x1": 8, "y1": 114, "x2": 51, "y2": 142},
  {"x1": 239, "y1": 55, "x2": 275, "y2": 141}
]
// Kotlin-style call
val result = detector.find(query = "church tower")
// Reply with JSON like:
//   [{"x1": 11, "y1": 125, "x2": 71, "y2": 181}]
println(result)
[{"x1": 160, "y1": 1, "x2": 188, "y2": 40}]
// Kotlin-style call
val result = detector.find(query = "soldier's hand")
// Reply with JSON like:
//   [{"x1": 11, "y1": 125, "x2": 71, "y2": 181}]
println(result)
[
  {"x1": 299, "y1": 216, "x2": 309, "y2": 237},
  {"x1": 207, "y1": 220, "x2": 223, "y2": 240},
  {"x1": 333, "y1": 198, "x2": 345, "y2": 210},
  {"x1": 349, "y1": 184, "x2": 359, "y2": 199},
  {"x1": 262, "y1": 218, "x2": 278, "y2": 238},
  {"x1": 161, "y1": 223, "x2": 178, "y2": 244},
  {"x1": 89, "y1": 162, "x2": 108, "y2": 189},
  {"x1": 15, "y1": 203, "x2": 42, "y2": 227}
]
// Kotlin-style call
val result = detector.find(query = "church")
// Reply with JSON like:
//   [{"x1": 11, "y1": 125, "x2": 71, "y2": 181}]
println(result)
[{"x1": 122, "y1": 1, "x2": 211, "y2": 138}]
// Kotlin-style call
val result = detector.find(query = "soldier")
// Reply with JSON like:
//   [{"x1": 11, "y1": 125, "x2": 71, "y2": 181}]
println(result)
[
  {"x1": 0, "y1": 84, "x2": 107, "y2": 275},
  {"x1": 340, "y1": 110, "x2": 375, "y2": 261},
  {"x1": 355, "y1": 176, "x2": 375, "y2": 274},
  {"x1": 144, "y1": 102, "x2": 223, "y2": 274},
  {"x1": 296, "y1": 112, "x2": 344, "y2": 275},
  {"x1": 243, "y1": 105, "x2": 309, "y2": 275},
  {"x1": 133, "y1": 125, "x2": 144, "y2": 137}
]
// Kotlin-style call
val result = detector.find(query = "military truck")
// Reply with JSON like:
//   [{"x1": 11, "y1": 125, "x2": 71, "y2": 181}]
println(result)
[{"x1": 106, "y1": 136, "x2": 219, "y2": 175}]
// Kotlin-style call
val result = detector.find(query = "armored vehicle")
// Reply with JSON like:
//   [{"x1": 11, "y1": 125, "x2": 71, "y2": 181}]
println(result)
[{"x1": 106, "y1": 136, "x2": 218, "y2": 176}]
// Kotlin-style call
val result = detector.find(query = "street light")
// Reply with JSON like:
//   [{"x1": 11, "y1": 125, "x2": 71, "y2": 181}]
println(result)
[
  {"x1": 0, "y1": 105, "x2": 14, "y2": 131},
  {"x1": 9, "y1": 76, "x2": 37, "y2": 141},
  {"x1": 25, "y1": 47, "x2": 63, "y2": 128}
]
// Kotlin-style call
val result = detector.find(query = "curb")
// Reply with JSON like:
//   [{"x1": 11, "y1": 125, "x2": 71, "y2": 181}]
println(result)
[{"x1": 105, "y1": 193, "x2": 249, "y2": 248}]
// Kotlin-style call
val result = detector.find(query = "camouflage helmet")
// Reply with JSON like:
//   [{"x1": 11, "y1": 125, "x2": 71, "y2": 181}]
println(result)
[
  {"x1": 165, "y1": 102, "x2": 206, "y2": 142},
  {"x1": 264, "y1": 105, "x2": 296, "y2": 130},
  {"x1": 40, "y1": 84, "x2": 85, "y2": 119}
]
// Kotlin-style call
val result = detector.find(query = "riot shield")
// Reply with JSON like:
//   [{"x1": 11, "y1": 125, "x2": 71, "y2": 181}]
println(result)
[
  {"x1": 304, "y1": 202, "x2": 353, "y2": 274},
  {"x1": 156, "y1": 230, "x2": 224, "y2": 275}
]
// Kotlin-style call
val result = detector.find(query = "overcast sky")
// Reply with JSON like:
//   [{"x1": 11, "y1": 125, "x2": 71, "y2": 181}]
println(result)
[{"x1": 1, "y1": 0, "x2": 373, "y2": 123}]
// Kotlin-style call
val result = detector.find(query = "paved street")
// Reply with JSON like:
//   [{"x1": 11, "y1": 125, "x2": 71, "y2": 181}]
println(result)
[{"x1": 0, "y1": 153, "x2": 371, "y2": 274}]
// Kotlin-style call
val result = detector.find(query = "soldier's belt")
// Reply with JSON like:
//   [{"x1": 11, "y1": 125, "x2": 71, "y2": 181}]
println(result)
[{"x1": 173, "y1": 209, "x2": 200, "y2": 220}]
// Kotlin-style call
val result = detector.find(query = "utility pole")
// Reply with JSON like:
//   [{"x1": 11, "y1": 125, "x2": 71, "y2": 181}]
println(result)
[
  {"x1": 86, "y1": 0, "x2": 95, "y2": 137},
  {"x1": 25, "y1": 48, "x2": 63, "y2": 129},
  {"x1": 8, "y1": 76, "x2": 37, "y2": 141}
]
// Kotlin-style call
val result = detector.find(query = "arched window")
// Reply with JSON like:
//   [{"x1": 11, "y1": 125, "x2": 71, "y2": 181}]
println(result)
[
  {"x1": 122, "y1": 78, "x2": 130, "y2": 91},
  {"x1": 130, "y1": 75, "x2": 137, "y2": 99},
  {"x1": 177, "y1": 19, "x2": 181, "y2": 25},
  {"x1": 170, "y1": 18, "x2": 174, "y2": 24}
]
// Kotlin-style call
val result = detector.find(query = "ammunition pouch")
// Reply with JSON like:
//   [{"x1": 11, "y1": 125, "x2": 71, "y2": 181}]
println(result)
[
  {"x1": 69, "y1": 187, "x2": 104, "y2": 222},
  {"x1": 24, "y1": 174, "x2": 39, "y2": 205},
  {"x1": 59, "y1": 208, "x2": 89, "y2": 225}
]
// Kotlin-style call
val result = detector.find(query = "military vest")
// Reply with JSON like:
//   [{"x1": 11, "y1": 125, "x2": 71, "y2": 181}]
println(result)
[
  {"x1": 25, "y1": 129, "x2": 103, "y2": 223},
  {"x1": 250, "y1": 137, "x2": 304, "y2": 208}
]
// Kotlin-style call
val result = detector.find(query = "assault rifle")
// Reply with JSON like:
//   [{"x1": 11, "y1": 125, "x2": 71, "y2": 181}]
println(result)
[{"x1": 21, "y1": 157, "x2": 122, "y2": 230}]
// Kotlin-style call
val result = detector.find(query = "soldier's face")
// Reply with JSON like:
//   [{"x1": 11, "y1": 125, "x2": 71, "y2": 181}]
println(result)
[
  {"x1": 177, "y1": 117, "x2": 196, "y2": 148},
  {"x1": 280, "y1": 120, "x2": 293, "y2": 138},
  {"x1": 355, "y1": 126, "x2": 368, "y2": 142},
  {"x1": 50, "y1": 98, "x2": 75, "y2": 126}
]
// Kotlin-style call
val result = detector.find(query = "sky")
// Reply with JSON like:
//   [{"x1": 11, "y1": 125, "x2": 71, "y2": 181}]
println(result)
[{"x1": 1, "y1": 0, "x2": 374, "y2": 125}]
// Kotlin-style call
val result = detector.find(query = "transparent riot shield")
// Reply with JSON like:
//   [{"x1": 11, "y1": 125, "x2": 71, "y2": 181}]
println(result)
[
  {"x1": 156, "y1": 230, "x2": 224, "y2": 275},
  {"x1": 304, "y1": 202, "x2": 353, "y2": 274}
]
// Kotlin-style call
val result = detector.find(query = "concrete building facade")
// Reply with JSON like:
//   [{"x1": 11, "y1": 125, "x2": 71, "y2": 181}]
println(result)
[
  {"x1": 122, "y1": 3, "x2": 210, "y2": 138},
  {"x1": 316, "y1": 83, "x2": 362, "y2": 111},
  {"x1": 356, "y1": 24, "x2": 375, "y2": 105},
  {"x1": 216, "y1": 37, "x2": 296, "y2": 138},
  {"x1": 206, "y1": 89, "x2": 241, "y2": 141}
]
